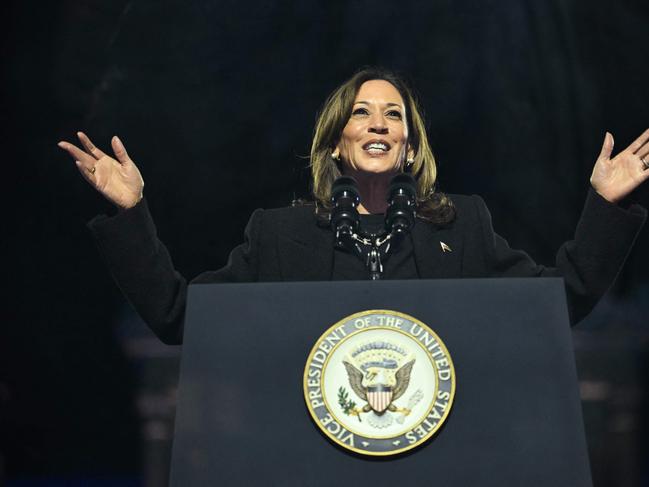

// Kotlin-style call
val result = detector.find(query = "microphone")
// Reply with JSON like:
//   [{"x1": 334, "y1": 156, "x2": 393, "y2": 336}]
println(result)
[
  {"x1": 385, "y1": 173, "x2": 417, "y2": 236},
  {"x1": 330, "y1": 176, "x2": 360, "y2": 243}
]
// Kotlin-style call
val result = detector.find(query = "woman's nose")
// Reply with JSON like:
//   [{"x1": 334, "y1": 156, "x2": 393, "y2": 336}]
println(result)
[{"x1": 368, "y1": 114, "x2": 388, "y2": 134}]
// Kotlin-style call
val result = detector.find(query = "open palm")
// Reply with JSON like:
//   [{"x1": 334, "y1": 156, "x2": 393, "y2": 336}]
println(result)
[
  {"x1": 590, "y1": 128, "x2": 649, "y2": 203},
  {"x1": 59, "y1": 132, "x2": 144, "y2": 210}
]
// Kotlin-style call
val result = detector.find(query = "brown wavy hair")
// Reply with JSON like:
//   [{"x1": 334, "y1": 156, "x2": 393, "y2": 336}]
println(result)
[{"x1": 309, "y1": 67, "x2": 455, "y2": 225}]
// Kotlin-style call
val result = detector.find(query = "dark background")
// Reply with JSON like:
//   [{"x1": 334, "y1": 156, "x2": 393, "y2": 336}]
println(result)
[{"x1": 3, "y1": 0, "x2": 648, "y2": 485}]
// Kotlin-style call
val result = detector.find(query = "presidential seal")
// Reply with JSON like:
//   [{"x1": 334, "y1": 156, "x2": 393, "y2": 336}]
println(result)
[{"x1": 303, "y1": 310, "x2": 455, "y2": 456}]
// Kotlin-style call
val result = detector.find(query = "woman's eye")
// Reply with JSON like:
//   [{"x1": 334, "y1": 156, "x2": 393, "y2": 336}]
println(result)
[
  {"x1": 387, "y1": 110, "x2": 403, "y2": 119},
  {"x1": 352, "y1": 108, "x2": 369, "y2": 116}
]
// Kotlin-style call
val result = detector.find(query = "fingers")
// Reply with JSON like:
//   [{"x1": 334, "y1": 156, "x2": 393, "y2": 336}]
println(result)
[
  {"x1": 628, "y1": 127, "x2": 649, "y2": 154},
  {"x1": 640, "y1": 160, "x2": 649, "y2": 184},
  {"x1": 640, "y1": 153, "x2": 649, "y2": 172},
  {"x1": 74, "y1": 159, "x2": 97, "y2": 185},
  {"x1": 636, "y1": 140, "x2": 649, "y2": 160},
  {"x1": 77, "y1": 131, "x2": 107, "y2": 160},
  {"x1": 57, "y1": 140, "x2": 98, "y2": 172},
  {"x1": 598, "y1": 132, "x2": 614, "y2": 161},
  {"x1": 60, "y1": 132, "x2": 131, "y2": 168},
  {"x1": 111, "y1": 136, "x2": 132, "y2": 165}
]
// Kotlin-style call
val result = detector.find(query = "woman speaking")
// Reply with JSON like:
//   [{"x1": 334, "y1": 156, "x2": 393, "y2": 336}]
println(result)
[{"x1": 58, "y1": 68, "x2": 648, "y2": 344}]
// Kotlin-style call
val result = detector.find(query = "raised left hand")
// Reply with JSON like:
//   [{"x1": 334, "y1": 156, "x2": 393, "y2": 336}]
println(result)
[{"x1": 590, "y1": 128, "x2": 649, "y2": 203}]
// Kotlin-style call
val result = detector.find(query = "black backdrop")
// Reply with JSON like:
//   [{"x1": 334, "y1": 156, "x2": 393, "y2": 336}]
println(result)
[{"x1": 3, "y1": 0, "x2": 649, "y2": 484}]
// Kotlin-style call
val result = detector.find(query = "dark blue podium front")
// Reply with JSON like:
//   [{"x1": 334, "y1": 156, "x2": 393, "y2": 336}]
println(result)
[{"x1": 170, "y1": 278, "x2": 592, "y2": 487}]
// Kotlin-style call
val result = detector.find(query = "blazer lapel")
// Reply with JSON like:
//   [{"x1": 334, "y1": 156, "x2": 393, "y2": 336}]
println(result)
[
  {"x1": 411, "y1": 220, "x2": 463, "y2": 279},
  {"x1": 276, "y1": 212, "x2": 462, "y2": 281}
]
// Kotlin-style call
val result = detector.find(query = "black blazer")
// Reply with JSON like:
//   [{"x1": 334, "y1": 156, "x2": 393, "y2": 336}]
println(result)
[{"x1": 89, "y1": 189, "x2": 646, "y2": 344}]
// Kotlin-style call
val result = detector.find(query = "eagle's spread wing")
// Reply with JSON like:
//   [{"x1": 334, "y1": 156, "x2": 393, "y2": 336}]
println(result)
[
  {"x1": 392, "y1": 359, "x2": 416, "y2": 400},
  {"x1": 342, "y1": 361, "x2": 367, "y2": 401}
]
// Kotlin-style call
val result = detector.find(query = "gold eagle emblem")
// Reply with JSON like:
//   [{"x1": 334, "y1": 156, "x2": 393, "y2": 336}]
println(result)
[{"x1": 341, "y1": 341, "x2": 416, "y2": 420}]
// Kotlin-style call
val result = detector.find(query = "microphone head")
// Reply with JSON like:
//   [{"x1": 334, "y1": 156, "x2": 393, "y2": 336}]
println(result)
[
  {"x1": 331, "y1": 176, "x2": 360, "y2": 203},
  {"x1": 330, "y1": 176, "x2": 360, "y2": 239},
  {"x1": 388, "y1": 173, "x2": 417, "y2": 201},
  {"x1": 385, "y1": 173, "x2": 416, "y2": 235}
]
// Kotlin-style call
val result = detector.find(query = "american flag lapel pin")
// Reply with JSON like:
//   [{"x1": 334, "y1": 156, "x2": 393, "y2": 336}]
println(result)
[{"x1": 440, "y1": 241, "x2": 452, "y2": 253}]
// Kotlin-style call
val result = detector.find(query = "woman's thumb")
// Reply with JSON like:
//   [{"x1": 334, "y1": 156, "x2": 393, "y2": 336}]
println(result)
[
  {"x1": 112, "y1": 135, "x2": 131, "y2": 164},
  {"x1": 598, "y1": 131, "x2": 614, "y2": 161}
]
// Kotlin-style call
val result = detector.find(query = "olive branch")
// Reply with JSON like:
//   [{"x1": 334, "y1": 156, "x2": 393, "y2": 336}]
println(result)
[{"x1": 338, "y1": 386, "x2": 361, "y2": 422}]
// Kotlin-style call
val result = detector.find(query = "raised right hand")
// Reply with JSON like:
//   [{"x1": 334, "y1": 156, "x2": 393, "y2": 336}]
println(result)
[{"x1": 58, "y1": 132, "x2": 144, "y2": 210}]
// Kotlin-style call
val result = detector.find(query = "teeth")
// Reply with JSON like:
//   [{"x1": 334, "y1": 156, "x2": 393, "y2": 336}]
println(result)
[{"x1": 366, "y1": 142, "x2": 388, "y2": 151}]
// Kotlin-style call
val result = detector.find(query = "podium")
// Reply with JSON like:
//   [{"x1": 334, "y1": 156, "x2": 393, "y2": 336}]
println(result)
[{"x1": 169, "y1": 278, "x2": 593, "y2": 486}]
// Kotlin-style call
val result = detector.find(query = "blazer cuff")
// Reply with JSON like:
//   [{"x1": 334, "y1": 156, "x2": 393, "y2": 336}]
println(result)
[
  {"x1": 577, "y1": 187, "x2": 646, "y2": 245},
  {"x1": 87, "y1": 197, "x2": 158, "y2": 250}
]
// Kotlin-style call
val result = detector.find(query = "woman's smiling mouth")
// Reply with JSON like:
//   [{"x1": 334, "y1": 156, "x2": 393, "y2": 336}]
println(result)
[{"x1": 363, "y1": 140, "x2": 391, "y2": 155}]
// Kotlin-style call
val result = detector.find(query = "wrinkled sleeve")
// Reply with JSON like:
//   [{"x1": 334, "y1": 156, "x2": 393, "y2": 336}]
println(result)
[
  {"x1": 88, "y1": 199, "x2": 262, "y2": 344},
  {"x1": 475, "y1": 188, "x2": 646, "y2": 324}
]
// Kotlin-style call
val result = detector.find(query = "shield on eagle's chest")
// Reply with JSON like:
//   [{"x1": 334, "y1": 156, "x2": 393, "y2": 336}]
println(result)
[{"x1": 367, "y1": 386, "x2": 393, "y2": 413}]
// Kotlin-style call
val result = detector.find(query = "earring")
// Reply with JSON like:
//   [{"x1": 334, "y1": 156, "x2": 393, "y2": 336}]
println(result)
[
  {"x1": 404, "y1": 158, "x2": 414, "y2": 172},
  {"x1": 331, "y1": 151, "x2": 340, "y2": 161}
]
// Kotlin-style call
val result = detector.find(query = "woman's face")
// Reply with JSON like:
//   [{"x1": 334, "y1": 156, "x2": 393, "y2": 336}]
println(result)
[{"x1": 335, "y1": 79, "x2": 410, "y2": 177}]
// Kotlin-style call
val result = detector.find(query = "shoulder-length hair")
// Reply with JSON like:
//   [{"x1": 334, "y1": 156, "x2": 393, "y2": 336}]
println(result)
[{"x1": 309, "y1": 67, "x2": 455, "y2": 225}]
